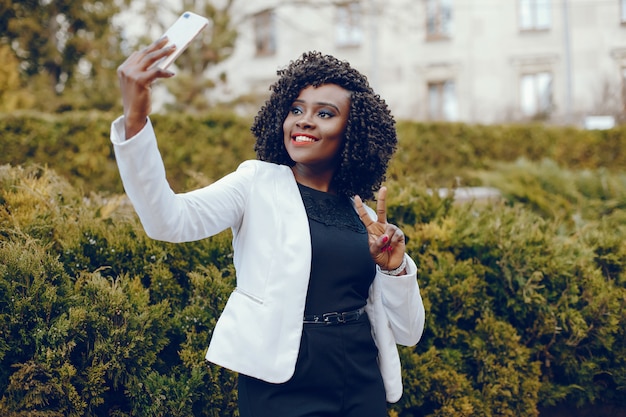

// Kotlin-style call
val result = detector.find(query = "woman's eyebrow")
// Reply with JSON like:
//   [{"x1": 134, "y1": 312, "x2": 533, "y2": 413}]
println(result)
[{"x1": 293, "y1": 99, "x2": 341, "y2": 113}]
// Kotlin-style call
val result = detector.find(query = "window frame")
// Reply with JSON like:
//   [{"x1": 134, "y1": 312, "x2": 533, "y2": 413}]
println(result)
[
  {"x1": 518, "y1": 0, "x2": 552, "y2": 32},
  {"x1": 622, "y1": 67, "x2": 626, "y2": 115},
  {"x1": 621, "y1": 0, "x2": 626, "y2": 24},
  {"x1": 426, "y1": 0, "x2": 453, "y2": 41},
  {"x1": 519, "y1": 71, "x2": 553, "y2": 118},
  {"x1": 253, "y1": 9, "x2": 276, "y2": 57},
  {"x1": 335, "y1": 2, "x2": 363, "y2": 48},
  {"x1": 427, "y1": 79, "x2": 458, "y2": 121}
]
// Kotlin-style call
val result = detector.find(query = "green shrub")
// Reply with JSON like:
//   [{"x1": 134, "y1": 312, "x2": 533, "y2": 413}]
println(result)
[
  {"x1": 0, "y1": 111, "x2": 256, "y2": 195},
  {"x1": 391, "y1": 121, "x2": 626, "y2": 187},
  {"x1": 0, "y1": 165, "x2": 238, "y2": 416},
  {"x1": 1, "y1": 112, "x2": 626, "y2": 416},
  {"x1": 3, "y1": 112, "x2": 626, "y2": 194},
  {"x1": 384, "y1": 196, "x2": 625, "y2": 416}
]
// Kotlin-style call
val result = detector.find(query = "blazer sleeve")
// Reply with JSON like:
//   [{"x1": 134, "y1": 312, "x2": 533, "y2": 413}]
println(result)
[
  {"x1": 376, "y1": 256, "x2": 425, "y2": 346},
  {"x1": 110, "y1": 116, "x2": 253, "y2": 243}
]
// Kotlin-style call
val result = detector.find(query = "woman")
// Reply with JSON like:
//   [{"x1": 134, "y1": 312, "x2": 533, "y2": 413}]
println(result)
[{"x1": 112, "y1": 38, "x2": 425, "y2": 417}]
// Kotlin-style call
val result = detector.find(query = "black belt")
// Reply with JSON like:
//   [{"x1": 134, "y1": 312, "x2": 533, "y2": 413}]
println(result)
[{"x1": 303, "y1": 307, "x2": 365, "y2": 325}]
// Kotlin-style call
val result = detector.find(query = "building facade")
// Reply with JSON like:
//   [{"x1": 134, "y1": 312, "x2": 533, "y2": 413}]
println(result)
[{"x1": 206, "y1": 0, "x2": 626, "y2": 126}]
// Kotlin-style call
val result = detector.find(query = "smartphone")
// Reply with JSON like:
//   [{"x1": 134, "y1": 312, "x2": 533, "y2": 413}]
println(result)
[{"x1": 155, "y1": 11, "x2": 209, "y2": 70}]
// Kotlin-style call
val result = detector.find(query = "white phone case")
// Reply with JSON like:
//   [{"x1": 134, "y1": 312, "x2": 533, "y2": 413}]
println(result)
[{"x1": 156, "y1": 11, "x2": 209, "y2": 70}]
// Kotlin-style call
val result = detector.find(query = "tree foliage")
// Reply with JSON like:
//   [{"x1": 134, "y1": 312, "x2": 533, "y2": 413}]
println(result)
[
  {"x1": 0, "y1": 0, "x2": 237, "y2": 113},
  {"x1": 0, "y1": 0, "x2": 130, "y2": 112},
  {"x1": 136, "y1": 0, "x2": 237, "y2": 113},
  {"x1": 0, "y1": 45, "x2": 35, "y2": 112}
]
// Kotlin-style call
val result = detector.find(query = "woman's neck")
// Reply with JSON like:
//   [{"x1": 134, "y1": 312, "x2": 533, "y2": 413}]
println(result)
[{"x1": 291, "y1": 165, "x2": 335, "y2": 193}]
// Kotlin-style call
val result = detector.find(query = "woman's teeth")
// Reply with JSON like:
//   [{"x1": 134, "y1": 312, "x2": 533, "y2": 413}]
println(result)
[{"x1": 294, "y1": 135, "x2": 316, "y2": 143}]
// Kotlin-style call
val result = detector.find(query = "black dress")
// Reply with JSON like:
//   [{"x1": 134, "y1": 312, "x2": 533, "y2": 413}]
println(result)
[{"x1": 238, "y1": 184, "x2": 387, "y2": 417}]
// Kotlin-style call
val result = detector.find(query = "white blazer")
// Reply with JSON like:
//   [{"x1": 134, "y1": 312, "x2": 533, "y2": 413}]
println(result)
[{"x1": 110, "y1": 117, "x2": 425, "y2": 403}]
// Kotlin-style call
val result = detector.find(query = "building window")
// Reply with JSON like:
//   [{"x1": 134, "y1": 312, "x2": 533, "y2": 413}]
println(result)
[
  {"x1": 622, "y1": 67, "x2": 626, "y2": 115},
  {"x1": 519, "y1": 0, "x2": 551, "y2": 31},
  {"x1": 520, "y1": 72, "x2": 553, "y2": 117},
  {"x1": 336, "y1": 3, "x2": 363, "y2": 47},
  {"x1": 428, "y1": 80, "x2": 458, "y2": 121},
  {"x1": 254, "y1": 10, "x2": 276, "y2": 56},
  {"x1": 622, "y1": 0, "x2": 626, "y2": 23},
  {"x1": 426, "y1": 0, "x2": 453, "y2": 40}
]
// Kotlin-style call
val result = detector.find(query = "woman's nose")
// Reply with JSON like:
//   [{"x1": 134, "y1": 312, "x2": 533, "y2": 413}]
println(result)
[{"x1": 296, "y1": 112, "x2": 314, "y2": 128}]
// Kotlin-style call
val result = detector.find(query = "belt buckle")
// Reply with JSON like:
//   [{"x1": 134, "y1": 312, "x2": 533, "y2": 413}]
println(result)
[{"x1": 322, "y1": 312, "x2": 343, "y2": 324}]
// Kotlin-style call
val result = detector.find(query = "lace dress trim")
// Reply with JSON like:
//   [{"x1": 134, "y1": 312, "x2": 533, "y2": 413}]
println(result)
[{"x1": 298, "y1": 184, "x2": 367, "y2": 234}]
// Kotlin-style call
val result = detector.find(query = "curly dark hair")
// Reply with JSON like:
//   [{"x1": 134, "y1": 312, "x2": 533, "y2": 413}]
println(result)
[{"x1": 251, "y1": 51, "x2": 397, "y2": 201}]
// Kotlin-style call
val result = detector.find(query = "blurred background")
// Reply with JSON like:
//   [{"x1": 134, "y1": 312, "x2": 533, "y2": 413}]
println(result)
[{"x1": 2, "y1": 0, "x2": 626, "y2": 127}]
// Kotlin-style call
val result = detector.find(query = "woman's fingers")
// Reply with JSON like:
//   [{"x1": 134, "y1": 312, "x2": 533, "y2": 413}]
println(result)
[
  {"x1": 140, "y1": 37, "x2": 177, "y2": 72},
  {"x1": 356, "y1": 191, "x2": 393, "y2": 247},
  {"x1": 355, "y1": 191, "x2": 388, "y2": 237},
  {"x1": 117, "y1": 38, "x2": 176, "y2": 138},
  {"x1": 385, "y1": 224, "x2": 405, "y2": 247},
  {"x1": 354, "y1": 195, "x2": 376, "y2": 229},
  {"x1": 376, "y1": 186, "x2": 388, "y2": 224},
  {"x1": 118, "y1": 38, "x2": 175, "y2": 83},
  {"x1": 355, "y1": 189, "x2": 406, "y2": 270}
]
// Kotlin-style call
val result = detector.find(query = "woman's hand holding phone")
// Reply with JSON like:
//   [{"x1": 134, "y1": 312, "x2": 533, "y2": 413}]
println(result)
[
  {"x1": 116, "y1": 12, "x2": 209, "y2": 139},
  {"x1": 117, "y1": 38, "x2": 176, "y2": 139}
]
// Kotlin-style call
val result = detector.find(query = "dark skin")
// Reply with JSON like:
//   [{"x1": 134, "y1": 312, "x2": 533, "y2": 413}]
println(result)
[
  {"x1": 117, "y1": 37, "x2": 175, "y2": 139},
  {"x1": 355, "y1": 188, "x2": 406, "y2": 272},
  {"x1": 116, "y1": 38, "x2": 407, "y2": 273},
  {"x1": 282, "y1": 84, "x2": 351, "y2": 193}
]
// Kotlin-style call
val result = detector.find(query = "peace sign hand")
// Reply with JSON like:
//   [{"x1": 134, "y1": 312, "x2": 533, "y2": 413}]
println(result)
[{"x1": 354, "y1": 186, "x2": 406, "y2": 273}]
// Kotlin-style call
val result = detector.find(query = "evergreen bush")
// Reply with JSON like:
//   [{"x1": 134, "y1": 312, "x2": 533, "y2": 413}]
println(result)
[
  {"x1": 2, "y1": 112, "x2": 626, "y2": 194},
  {"x1": 1, "y1": 113, "x2": 625, "y2": 416},
  {"x1": 0, "y1": 165, "x2": 238, "y2": 416}
]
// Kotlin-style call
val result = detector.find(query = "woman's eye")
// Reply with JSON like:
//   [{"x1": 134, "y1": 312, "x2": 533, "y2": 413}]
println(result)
[
  {"x1": 318, "y1": 110, "x2": 334, "y2": 118},
  {"x1": 290, "y1": 106, "x2": 302, "y2": 115}
]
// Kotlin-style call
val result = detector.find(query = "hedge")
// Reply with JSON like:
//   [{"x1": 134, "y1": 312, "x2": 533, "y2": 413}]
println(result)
[
  {"x1": 2, "y1": 112, "x2": 626, "y2": 194},
  {"x1": 1, "y1": 113, "x2": 625, "y2": 416}
]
